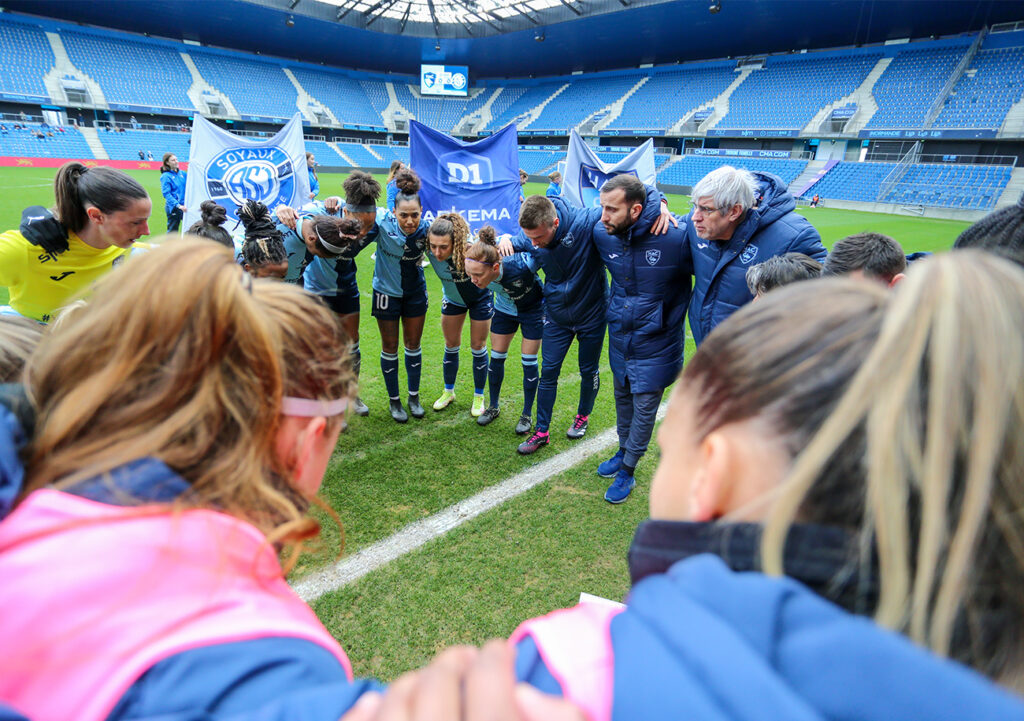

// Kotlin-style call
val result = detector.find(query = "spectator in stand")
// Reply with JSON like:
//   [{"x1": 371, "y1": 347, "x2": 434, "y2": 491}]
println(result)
[
  {"x1": 0, "y1": 124, "x2": 8, "y2": 135},
  {"x1": 745, "y1": 252, "x2": 822, "y2": 299},
  {"x1": 138, "y1": 150, "x2": 145, "y2": 161},
  {"x1": 953, "y1": 190, "x2": 1024, "y2": 268},
  {"x1": 682, "y1": 166, "x2": 826, "y2": 345},
  {"x1": 545, "y1": 171, "x2": 562, "y2": 198},
  {"x1": 147, "y1": 151, "x2": 154, "y2": 161},
  {"x1": 823, "y1": 232, "x2": 906, "y2": 287},
  {"x1": 160, "y1": 153, "x2": 187, "y2": 233},
  {"x1": 519, "y1": 168, "x2": 529, "y2": 199},
  {"x1": 130, "y1": 115, "x2": 139, "y2": 129}
]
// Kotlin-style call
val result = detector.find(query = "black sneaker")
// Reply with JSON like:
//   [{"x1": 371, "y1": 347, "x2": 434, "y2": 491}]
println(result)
[
  {"x1": 566, "y1": 414, "x2": 589, "y2": 439},
  {"x1": 517, "y1": 430, "x2": 549, "y2": 455},
  {"x1": 354, "y1": 397, "x2": 369, "y2": 417},
  {"x1": 389, "y1": 399, "x2": 408, "y2": 423},
  {"x1": 477, "y1": 406, "x2": 500, "y2": 426},
  {"x1": 407, "y1": 393, "x2": 425, "y2": 419},
  {"x1": 515, "y1": 414, "x2": 533, "y2": 435}
]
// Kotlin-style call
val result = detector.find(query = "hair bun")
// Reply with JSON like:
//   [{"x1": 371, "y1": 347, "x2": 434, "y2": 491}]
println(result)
[
  {"x1": 200, "y1": 200, "x2": 227, "y2": 226},
  {"x1": 477, "y1": 225, "x2": 497, "y2": 245},
  {"x1": 394, "y1": 168, "x2": 420, "y2": 194}
]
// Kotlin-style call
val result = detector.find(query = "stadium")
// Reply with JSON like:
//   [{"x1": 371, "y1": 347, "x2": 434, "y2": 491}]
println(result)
[{"x1": 1, "y1": 0, "x2": 1024, "y2": 717}]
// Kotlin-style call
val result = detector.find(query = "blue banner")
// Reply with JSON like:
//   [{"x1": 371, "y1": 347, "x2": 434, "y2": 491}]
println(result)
[{"x1": 409, "y1": 120, "x2": 521, "y2": 235}]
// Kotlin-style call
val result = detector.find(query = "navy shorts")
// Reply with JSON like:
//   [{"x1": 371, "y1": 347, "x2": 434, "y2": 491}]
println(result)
[
  {"x1": 319, "y1": 291, "x2": 361, "y2": 316},
  {"x1": 441, "y1": 295, "x2": 494, "y2": 322},
  {"x1": 490, "y1": 307, "x2": 543, "y2": 340},
  {"x1": 371, "y1": 288, "x2": 428, "y2": 320}
]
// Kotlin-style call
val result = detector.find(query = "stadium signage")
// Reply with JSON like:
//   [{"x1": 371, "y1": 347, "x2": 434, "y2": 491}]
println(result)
[
  {"x1": 597, "y1": 130, "x2": 666, "y2": 137},
  {"x1": 691, "y1": 149, "x2": 792, "y2": 158},
  {"x1": 708, "y1": 129, "x2": 800, "y2": 138},
  {"x1": 109, "y1": 103, "x2": 190, "y2": 116},
  {"x1": 859, "y1": 129, "x2": 999, "y2": 140},
  {"x1": 831, "y1": 107, "x2": 857, "y2": 119}
]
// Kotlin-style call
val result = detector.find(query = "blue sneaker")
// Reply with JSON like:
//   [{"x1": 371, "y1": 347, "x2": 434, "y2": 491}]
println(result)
[
  {"x1": 604, "y1": 470, "x2": 636, "y2": 504},
  {"x1": 597, "y1": 449, "x2": 625, "y2": 478}
]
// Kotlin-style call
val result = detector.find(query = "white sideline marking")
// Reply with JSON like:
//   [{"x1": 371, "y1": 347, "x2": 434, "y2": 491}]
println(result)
[{"x1": 293, "y1": 402, "x2": 668, "y2": 602}]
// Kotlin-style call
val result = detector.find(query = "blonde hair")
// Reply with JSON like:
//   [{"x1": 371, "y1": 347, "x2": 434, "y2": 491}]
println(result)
[
  {"x1": 23, "y1": 237, "x2": 355, "y2": 557},
  {"x1": 762, "y1": 251, "x2": 1024, "y2": 686},
  {"x1": 428, "y1": 212, "x2": 471, "y2": 277}
]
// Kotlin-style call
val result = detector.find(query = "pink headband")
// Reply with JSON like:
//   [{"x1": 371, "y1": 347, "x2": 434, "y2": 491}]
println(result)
[{"x1": 281, "y1": 396, "x2": 349, "y2": 417}]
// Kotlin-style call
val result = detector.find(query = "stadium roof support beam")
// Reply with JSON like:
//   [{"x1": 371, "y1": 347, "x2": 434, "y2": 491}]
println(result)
[
  {"x1": 426, "y1": 0, "x2": 441, "y2": 37},
  {"x1": 398, "y1": 1, "x2": 412, "y2": 33},
  {"x1": 365, "y1": 0, "x2": 402, "y2": 27},
  {"x1": 448, "y1": 0, "x2": 502, "y2": 31},
  {"x1": 514, "y1": 4, "x2": 542, "y2": 25},
  {"x1": 559, "y1": 0, "x2": 583, "y2": 15},
  {"x1": 336, "y1": 2, "x2": 357, "y2": 20}
]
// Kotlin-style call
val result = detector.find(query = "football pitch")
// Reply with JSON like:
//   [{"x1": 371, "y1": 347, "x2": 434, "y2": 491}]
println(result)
[{"x1": 0, "y1": 166, "x2": 972, "y2": 679}]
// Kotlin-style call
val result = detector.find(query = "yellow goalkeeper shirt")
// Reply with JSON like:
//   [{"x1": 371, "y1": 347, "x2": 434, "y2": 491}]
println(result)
[{"x1": 0, "y1": 229, "x2": 130, "y2": 323}]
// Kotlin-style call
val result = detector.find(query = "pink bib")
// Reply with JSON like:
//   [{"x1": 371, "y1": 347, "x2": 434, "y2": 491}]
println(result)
[
  {"x1": 509, "y1": 602, "x2": 623, "y2": 721},
  {"x1": 0, "y1": 489, "x2": 351, "y2": 721}
]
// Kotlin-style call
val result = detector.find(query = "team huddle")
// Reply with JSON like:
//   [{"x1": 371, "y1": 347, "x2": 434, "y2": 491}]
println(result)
[{"x1": 2, "y1": 155, "x2": 1024, "y2": 720}]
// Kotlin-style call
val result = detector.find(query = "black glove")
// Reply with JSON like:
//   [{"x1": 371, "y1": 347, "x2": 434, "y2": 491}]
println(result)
[{"x1": 20, "y1": 206, "x2": 68, "y2": 255}]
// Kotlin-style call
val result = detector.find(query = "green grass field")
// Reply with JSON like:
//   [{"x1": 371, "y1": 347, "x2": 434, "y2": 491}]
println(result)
[{"x1": 0, "y1": 166, "x2": 972, "y2": 680}]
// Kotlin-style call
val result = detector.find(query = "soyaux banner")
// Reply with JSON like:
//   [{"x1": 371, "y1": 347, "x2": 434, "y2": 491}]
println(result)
[
  {"x1": 562, "y1": 130, "x2": 656, "y2": 208},
  {"x1": 183, "y1": 113, "x2": 310, "y2": 230},
  {"x1": 409, "y1": 121, "x2": 521, "y2": 235}
]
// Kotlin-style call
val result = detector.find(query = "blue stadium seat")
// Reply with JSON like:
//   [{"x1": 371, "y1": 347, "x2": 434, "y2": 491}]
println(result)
[
  {"x1": 933, "y1": 43, "x2": 1024, "y2": 130},
  {"x1": 657, "y1": 156, "x2": 809, "y2": 188},
  {"x1": 0, "y1": 123, "x2": 94, "y2": 159},
  {"x1": 719, "y1": 51, "x2": 881, "y2": 130},
  {"x1": 608, "y1": 64, "x2": 736, "y2": 131},
  {"x1": 865, "y1": 40, "x2": 971, "y2": 128},
  {"x1": 0, "y1": 18, "x2": 54, "y2": 100},
  {"x1": 60, "y1": 29, "x2": 193, "y2": 111},
  {"x1": 189, "y1": 51, "x2": 298, "y2": 119},
  {"x1": 95, "y1": 127, "x2": 190, "y2": 161},
  {"x1": 288, "y1": 68, "x2": 386, "y2": 129},
  {"x1": 529, "y1": 75, "x2": 645, "y2": 133}
]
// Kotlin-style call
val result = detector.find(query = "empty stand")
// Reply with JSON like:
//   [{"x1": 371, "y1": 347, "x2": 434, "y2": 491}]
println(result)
[
  {"x1": 609, "y1": 64, "x2": 736, "y2": 130},
  {"x1": 486, "y1": 83, "x2": 563, "y2": 131},
  {"x1": 333, "y1": 142, "x2": 384, "y2": 167},
  {"x1": 657, "y1": 155, "x2": 809, "y2": 188},
  {"x1": 0, "y1": 19, "x2": 53, "y2": 100},
  {"x1": 288, "y1": 68, "x2": 385, "y2": 128},
  {"x1": 719, "y1": 52, "x2": 881, "y2": 130},
  {"x1": 529, "y1": 75, "x2": 644, "y2": 132},
  {"x1": 95, "y1": 127, "x2": 191, "y2": 161},
  {"x1": 393, "y1": 84, "x2": 478, "y2": 132},
  {"x1": 189, "y1": 51, "x2": 298, "y2": 119},
  {"x1": 933, "y1": 45, "x2": 1024, "y2": 129},
  {"x1": 865, "y1": 41, "x2": 970, "y2": 128},
  {"x1": 60, "y1": 29, "x2": 193, "y2": 110}
]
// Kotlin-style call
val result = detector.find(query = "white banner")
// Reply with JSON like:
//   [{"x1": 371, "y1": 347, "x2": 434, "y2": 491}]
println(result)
[
  {"x1": 561, "y1": 130, "x2": 656, "y2": 208},
  {"x1": 183, "y1": 113, "x2": 309, "y2": 230}
]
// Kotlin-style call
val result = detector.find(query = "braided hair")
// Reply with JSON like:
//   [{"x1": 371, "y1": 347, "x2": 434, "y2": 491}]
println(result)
[
  {"x1": 429, "y1": 212, "x2": 471, "y2": 278},
  {"x1": 186, "y1": 200, "x2": 233, "y2": 248},
  {"x1": 953, "y1": 191, "x2": 1024, "y2": 268},
  {"x1": 237, "y1": 199, "x2": 287, "y2": 271}
]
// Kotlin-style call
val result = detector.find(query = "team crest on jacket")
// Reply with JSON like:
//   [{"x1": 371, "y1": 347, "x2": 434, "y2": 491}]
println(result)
[
  {"x1": 206, "y1": 146, "x2": 295, "y2": 222},
  {"x1": 645, "y1": 249, "x2": 661, "y2": 266},
  {"x1": 739, "y1": 245, "x2": 759, "y2": 265},
  {"x1": 561, "y1": 232, "x2": 575, "y2": 248}
]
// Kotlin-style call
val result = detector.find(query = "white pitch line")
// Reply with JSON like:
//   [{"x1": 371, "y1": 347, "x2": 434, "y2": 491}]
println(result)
[{"x1": 293, "y1": 402, "x2": 668, "y2": 603}]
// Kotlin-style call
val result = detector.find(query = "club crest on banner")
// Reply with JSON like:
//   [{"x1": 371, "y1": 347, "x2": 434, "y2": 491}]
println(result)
[
  {"x1": 645, "y1": 249, "x2": 661, "y2": 265},
  {"x1": 579, "y1": 164, "x2": 640, "y2": 208},
  {"x1": 207, "y1": 147, "x2": 295, "y2": 222}
]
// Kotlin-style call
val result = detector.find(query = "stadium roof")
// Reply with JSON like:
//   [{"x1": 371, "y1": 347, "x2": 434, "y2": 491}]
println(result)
[{"x1": 6, "y1": 0, "x2": 1022, "y2": 77}]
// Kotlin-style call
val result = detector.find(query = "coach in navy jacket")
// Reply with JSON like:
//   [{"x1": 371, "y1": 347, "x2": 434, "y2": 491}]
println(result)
[
  {"x1": 511, "y1": 195, "x2": 606, "y2": 450},
  {"x1": 685, "y1": 168, "x2": 825, "y2": 346},
  {"x1": 590, "y1": 175, "x2": 691, "y2": 502}
]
